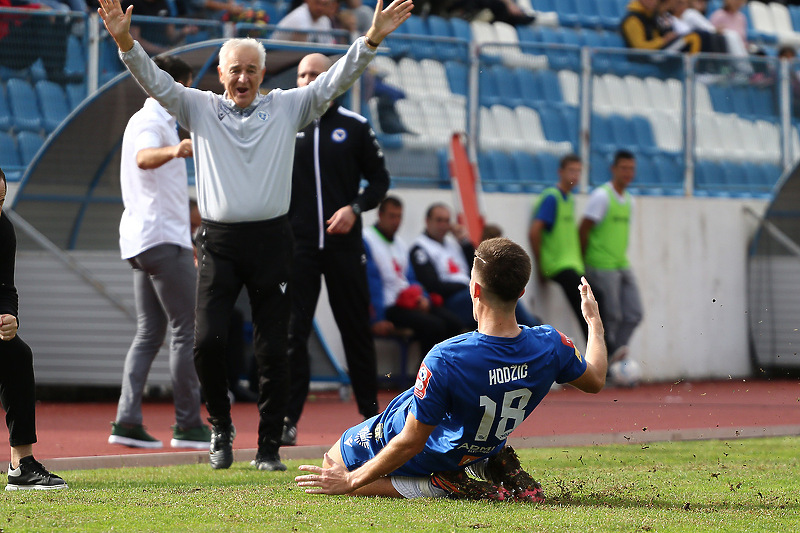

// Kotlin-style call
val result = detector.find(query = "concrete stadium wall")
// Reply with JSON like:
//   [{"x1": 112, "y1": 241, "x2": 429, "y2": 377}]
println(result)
[{"x1": 317, "y1": 190, "x2": 769, "y2": 383}]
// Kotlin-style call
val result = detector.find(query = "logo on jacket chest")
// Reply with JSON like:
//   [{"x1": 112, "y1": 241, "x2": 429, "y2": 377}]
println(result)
[{"x1": 331, "y1": 128, "x2": 347, "y2": 142}]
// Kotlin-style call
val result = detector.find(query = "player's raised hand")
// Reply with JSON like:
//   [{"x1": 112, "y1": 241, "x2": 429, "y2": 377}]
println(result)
[
  {"x1": 97, "y1": 0, "x2": 135, "y2": 52},
  {"x1": 578, "y1": 276, "x2": 601, "y2": 327},
  {"x1": 366, "y1": 0, "x2": 414, "y2": 45}
]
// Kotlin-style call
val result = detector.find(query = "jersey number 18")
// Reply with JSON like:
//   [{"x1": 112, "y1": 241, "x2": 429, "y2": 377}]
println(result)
[{"x1": 475, "y1": 388, "x2": 532, "y2": 441}]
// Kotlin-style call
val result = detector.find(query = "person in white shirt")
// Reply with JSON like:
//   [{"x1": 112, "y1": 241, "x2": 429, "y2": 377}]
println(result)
[
  {"x1": 272, "y1": 0, "x2": 337, "y2": 44},
  {"x1": 110, "y1": 55, "x2": 210, "y2": 451},
  {"x1": 97, "y1": 0, "x2": 413, "y2": 472}
]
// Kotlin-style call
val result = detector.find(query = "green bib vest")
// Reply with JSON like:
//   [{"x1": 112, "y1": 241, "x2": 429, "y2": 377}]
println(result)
[
  {"x1": 533, "y1": 187, "x2": 584, "y2": 277},
  {"x1": 585, "y1": 183, "x2": 631, "y2": 270}
]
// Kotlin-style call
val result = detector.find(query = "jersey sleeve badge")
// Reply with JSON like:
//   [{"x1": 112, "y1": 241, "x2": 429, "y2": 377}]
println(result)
[{"x1": 414, "y1": 363, "x2": 433, "y2": 399}]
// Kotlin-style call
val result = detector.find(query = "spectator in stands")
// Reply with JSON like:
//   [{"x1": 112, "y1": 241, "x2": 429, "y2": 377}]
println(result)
[
  {"x1": 284, "y1": 52, "x2": 388, "y2": 447},
  {"x1": 528, "y1": 154, "x2": 587, "y2": 343},
  {"x1": 708, "y1": 0, "x2": 747, "y2": 46},
  {"x1": 0, "y1": 0, "x2": 74, "y2": 83},
  {"x1": 448, "y1": 0, "x2": 535, "y2": 26},
  {"x1": 109, "y1": 55, "x2": 210, "y2": 451},
  {"x1": 98, "y1": 0, "x2": 413, "y2": 472},
  {"x1": 410, "y1": 203, "x2": 540, "y2": 330},
  {"x1": 122, "y1": 0, "x2": 199, "y2": 56},
  {"x1": 286, "y1": 0, "x2": 375, "y2": 35},
  {"x1": 620, "y1": 0, "x2": 703, "y2": 55},
  {"x1": 579, "y1": 150, "x2": 643, "y2": 367},
  {"x1": 668, "y1": 0, "x2": 727, "y2": 52},
  {"x1": 0, "y1": 167, "x2": 68, "y2": 490},
  {"x1": 188, "y1": 0, "x2": 247, "y2": 20},
  {"x1": 480, "y1": 222, "x2": 503, "y2": 241},
  {"x1": 364, "y1": 196, "x2": 463, "y2": 365},
  {"x1": 272, "y1": 0, "x2": 337, "y2": 44}
]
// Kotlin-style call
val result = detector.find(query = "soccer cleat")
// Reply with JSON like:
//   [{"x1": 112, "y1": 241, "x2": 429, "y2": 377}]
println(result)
[
  {"x1": 281, "y1": 417, "x2": 297, "y2": 446},
  {"x1": 6, "y1": 456, "x2": 68, "y2": 491},
  {"x1": 108, "y1": 422, "x2": 163, "y2": 449},
  {"x1": 431, "y1": 469, "x2": 512, "y2": 501},
  {"x1": 250, "y1": 453, "x2": 287, "y2": 471},
  {"x1": 170, "y1": 424, "x2": 212, "y2": 449},
  {"x1": 209, "y1": 424, "x2": 236, "y2": 470},
  {"x1": 485, "y1": 446, "x2": 545, "y2": 503}
]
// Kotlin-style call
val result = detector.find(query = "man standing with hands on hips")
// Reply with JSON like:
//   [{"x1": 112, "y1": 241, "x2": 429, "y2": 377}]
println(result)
[{"x1": 97, "y1": 0, "x2": 413, "y2": 471}]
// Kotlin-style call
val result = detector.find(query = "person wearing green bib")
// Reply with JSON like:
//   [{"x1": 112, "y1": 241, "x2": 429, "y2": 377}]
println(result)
[
  {"x1": 529, "y1": 154, "x2": 587, "y2": 343},
  {"x1": 579, "y1": 150, "x2": 643, "y2": 365}
]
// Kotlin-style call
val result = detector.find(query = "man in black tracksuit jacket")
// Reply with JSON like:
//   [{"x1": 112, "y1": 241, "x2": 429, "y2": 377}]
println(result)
[{"x1": 284, "y1": 53, "x2": 390, "y2": 444}]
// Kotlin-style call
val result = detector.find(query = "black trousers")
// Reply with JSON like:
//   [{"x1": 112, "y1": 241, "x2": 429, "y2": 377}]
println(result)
[
  {"x1": 550, "y1": 269, "x2": 588, "y2": 343},
  {"x1": 385, "y1": 305, "x2": 463, "y2": 360},
  {"x1": 286, "y1": 244, "x2": 378, "y2": 424},
  {"x1": 0, "y1": 335, "x2": 37, "y2": 448},
  {"x1": 194, "y1": 217, "x2": 293, "y2": 456}
]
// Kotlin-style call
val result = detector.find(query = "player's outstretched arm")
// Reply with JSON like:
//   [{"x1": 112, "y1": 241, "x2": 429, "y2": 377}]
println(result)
[
  {"x1": 296, "y1": 413, "x2": 434, "y2": 495},
  {"x1": 97, "y1": 0, "x2": 135, "y2": 52},
  {"x1": 568, "y1": 276, "x2": 607, "y2": 393},
  {"x1": 365, "y1": 0, "x2": 414, "y2": 48}
]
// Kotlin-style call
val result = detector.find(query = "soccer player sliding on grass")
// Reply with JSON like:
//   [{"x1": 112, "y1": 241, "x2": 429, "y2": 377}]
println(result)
[{"x1": 296, "y1": 237, "x2": 607, "y2": 501}]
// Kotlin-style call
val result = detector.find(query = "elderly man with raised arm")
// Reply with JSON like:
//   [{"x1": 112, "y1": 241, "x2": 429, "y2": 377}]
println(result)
[{"x1": 97, "y1": 0, "x2": 413, "y2": 472}]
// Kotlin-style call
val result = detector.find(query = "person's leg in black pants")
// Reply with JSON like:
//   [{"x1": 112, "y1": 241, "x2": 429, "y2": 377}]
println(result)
[
  {"x1": 324, "y1": 248, "x2": 378, "y2": 420},
  {"x1": 385, "y1": 306, "x2": 447, "y2": 360},
  {"x1": 0, "y1": 336, "x2": 37, "y2": 449},
  {"x1": 550, "y1": 269, "x2": 588, "y2": 343},
  {"x1": 194, "y1": 224, "x2": 244, "y2": 432},
  {"x1": 241, "y1": 220, "x2": 293, "y2": 464},
  {"x1": 285, "y1": 245, "x2": 322, "y2": 429}
]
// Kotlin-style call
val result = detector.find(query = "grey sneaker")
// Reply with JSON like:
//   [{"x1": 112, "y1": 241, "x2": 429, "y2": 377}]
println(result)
[
  {"x1": 209, "y1": 424, "x2": 236, "y2": 470},
  {"x1": 281, "y1": 417, "x2": 297, "y2": 446},
  {"x1": 108, "y1": 422, "x2": 163, "y2": 449},
  {"x1": 250, "y1": 453, "x2": 287, "y2": 471},
  {"x1": 6, "y1": 456, "x2": 67, "y2": 491},
  {"x1": 170, "y1": 424, "x2": 212, "y2": 450}
]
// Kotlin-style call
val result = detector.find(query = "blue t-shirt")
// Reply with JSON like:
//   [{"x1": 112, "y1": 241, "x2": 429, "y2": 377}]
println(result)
[{"x1": 342, "y1": 325, "x2": 586, "y2": 477}]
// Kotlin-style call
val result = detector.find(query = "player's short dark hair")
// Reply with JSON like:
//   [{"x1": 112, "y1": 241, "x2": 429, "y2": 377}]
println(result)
[
  {"x1": 0, "y1": 166, "x2": 6, "y2": 191},
  {"x1": 559, "y1": 153, "x2": 581, "y2": 169},
  {"x1": 154, "y1": 55, "x2": 193, "y2": 86},
  {"x1": 379, "y1": 195, "x2": 402, "y2": 213},
  {"x1": 612, "y1": 149, "x2": 636, "y2": 166},
  {"x1": 425, "y1": 202, "x2": 450, "y2": 220},
  {"x1": 473, "y1": 237, "x2": 531, "y2": 304}
]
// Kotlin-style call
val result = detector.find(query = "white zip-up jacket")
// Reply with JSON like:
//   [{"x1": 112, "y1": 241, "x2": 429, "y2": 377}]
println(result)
[{"x1": 120, "y1": 38, "x2": 376, "y2": 223}]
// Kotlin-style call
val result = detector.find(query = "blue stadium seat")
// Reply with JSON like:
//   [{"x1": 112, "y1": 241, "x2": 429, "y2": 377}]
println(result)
[
  {"x1": 478, "y1": 67, "x2": 502, "y2": 107},
  {"x1": 450, "y1": 17, "x2": 472, "y2": 44},
  {"x1": 630, "y1": 115, "x2": 661, "y2": 156},
  {"x1": 0, "y1": 84, "x2": 12, "y2": 132},
  {"x1": 17, "y1": 131, "x2": 44, "y2": 165},
  {"x1": 538, "y1": 106, "x2": 571, "y2": 145},
  {"x1": 590, "y1": 113, "x2": 616, "y2": 155},
  {"x1": 757, "y1": 162, "x2": 782, "y2": 190},
  {"x1": 556, "y1": 0, "x2": 580, "y2": 28},
  {"x1": 488, "y1": 150, "x2": 523, "y2": 192},
  {"x1": 575, "y1": 0, "x2": 602, "y2": 29},
  {"x1": 728, "y1": 85, "x2": 753, "y2": 117},
  {"x1": 559, "y1": 106, "x2": 580, "y2": 149},
  {"x1": 35, "y1": 80, "x2": 71, "y2": 133},
  {"x1": 0, "y1": 131, "x2": 23, "y2": 176},
  {"x1": 478, "y1": 151, "x2": 499, "y2": 192},
  {"x1": 511, "y1": 150, "x2": 546, "y2": 192},
  {"x1": 426, "y1": 15, "x2": 464, "y2": 62},
  {"x1": 65, "y1": 35, "x2": 86, "y2": 80},
  {"x1": 720, "y1": 161, "x2": 751, "y2": 196},
  {"x1": 747, "y1": 86, "x2": 775, "y2": 119},
  {"x1": 537, "y1": 152, "x2": 560, "y2": 185},
  {"x1": 580, "y1": 29, "x2": 607, "y2": 49},
  {"x1": 496, "y1": 67, "x2": 525, "y2": 108},
  {"x1": 589, "y1": 151, "x2": 612, "y2": 186},
  {"x1": 532, "y1": 0, "x2": 557, "y2": 12},
  {"x1": 536, "y1": 69, "x2": 564, "y2": 104},
  {"x1": 444, "y1": 61, "x2": 468, "y2": 98},
  {"x1": 707, "y1": 84, "x2": 733, "y2": 114},
  {"x1": 66, "y1": 83, "x2": 87, "y2": 111},
  {"x1": 652, "y1": 153, "x2": 684, "y2": 194},
  {"x1": 791, "y1": 5, "x2": 800, "y2": 32},
  {"x1": 597, "y1": 0, "x2": 623, "y2": 30},
  {"x1": 516, "y1": 68, "x2": 542, "y2": 108},
  {"x1": 516, "y1": 25, "x2": 539, "y2": 44},
  {"x1": 6, "y1": 79, "x2": 43, "y2": 133},
  {"x1": 694, "y1": 159, "x2": 726, "y2": 197}
]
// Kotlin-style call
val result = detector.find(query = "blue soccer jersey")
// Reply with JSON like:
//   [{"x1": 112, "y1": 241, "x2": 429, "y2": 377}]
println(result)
[{"x1": 339, "y1": 325, "x2": 587, "y2": 477}]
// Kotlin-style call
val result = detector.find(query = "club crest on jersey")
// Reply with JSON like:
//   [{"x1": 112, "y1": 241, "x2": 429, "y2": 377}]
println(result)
[
  {"x1": 258, "y1": 111, "x2": 269, "y2": 121},
  {"x1": 331, "y1": 128, "x2": 347, "y2": 142},
  {"x1": 414, "y1": 363, "x2": 432, "y2": 399},
  {"x1": 557, "y1": 329, "x2": 582, "y2": 362}
]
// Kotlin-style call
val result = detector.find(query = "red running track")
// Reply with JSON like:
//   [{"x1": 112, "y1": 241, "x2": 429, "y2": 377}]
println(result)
[{"x1": 14, "y1": 379, "x2": 800, "y2": 471}]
